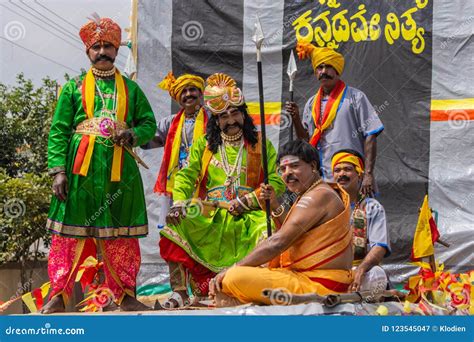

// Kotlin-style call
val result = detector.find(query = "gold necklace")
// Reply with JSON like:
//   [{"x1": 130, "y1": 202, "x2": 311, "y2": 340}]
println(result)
[
  {"x1": 221, "y1": 130, "x2": 243, "y2": 142},
  {"x1": 92, "y1": 66, "x2": 116, "y2": 78}
]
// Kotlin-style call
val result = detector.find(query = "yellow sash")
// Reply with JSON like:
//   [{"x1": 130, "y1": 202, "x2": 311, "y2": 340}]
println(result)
[
  {"x1": 80, "y1": 68, "x2": 128, "y2": 181},
  {"x1": 167, "y1": 108, "x2": 206, "y2": 193}
]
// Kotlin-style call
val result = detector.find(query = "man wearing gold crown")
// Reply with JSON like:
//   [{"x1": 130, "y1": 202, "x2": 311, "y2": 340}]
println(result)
[
  {"x1": 285, "y1": 42, "x2": 384, "y2": 197},
  {"x1": 158, "y1": 73, "x2": 285, "y2": 308},
  {"x1": 41, "y1": 16, "x2": 156, "y2": 313}
]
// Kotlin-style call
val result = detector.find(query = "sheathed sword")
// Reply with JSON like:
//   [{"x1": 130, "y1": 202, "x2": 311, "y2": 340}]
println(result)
[
  {"x1": 262, "y1": 288, "x2": 406, "y2": 308},
  {"x1": 106, "y1": 126, "x2": 149, "y2": 169}
]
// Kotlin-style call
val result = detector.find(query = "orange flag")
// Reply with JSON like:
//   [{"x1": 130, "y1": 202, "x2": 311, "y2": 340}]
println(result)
[{"x1": 410, "y1": 195, "x2": 440, "y2": 261}]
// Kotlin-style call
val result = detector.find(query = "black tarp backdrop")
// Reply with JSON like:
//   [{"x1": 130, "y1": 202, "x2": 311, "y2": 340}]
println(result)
[
  {"x1": 166, "y1": 0, "x2": 434, "y2": 270},
  {"x1": 171, "y1": 0, "x2": 245, "y2": 114}
]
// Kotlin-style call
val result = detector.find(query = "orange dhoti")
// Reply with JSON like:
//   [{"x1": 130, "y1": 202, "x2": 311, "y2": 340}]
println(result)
[
  {"x1": 222, "y1": 183, "x2": 354, "y2": 304},
  {"x1": 222, "y1": 266, "x2": 352, "y2": 305},
  {"x1": 47, "y1": 234, "x2": 141, "y2": 304}
]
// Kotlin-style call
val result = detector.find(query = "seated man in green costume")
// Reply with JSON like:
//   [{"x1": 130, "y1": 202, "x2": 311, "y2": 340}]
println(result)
[{"x1": 158, "y1": 73, "x2": 285, "y2": 308}]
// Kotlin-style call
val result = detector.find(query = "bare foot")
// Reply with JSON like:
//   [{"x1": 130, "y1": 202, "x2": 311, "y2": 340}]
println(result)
[
  {"x1": 119, "y1": 295, "x2": 151, "y2": 311},
  {"x1": 39, "y1": 296, "x2": 65, "y2": 314},
  {"x1": 102, "y1": 301, "x2": 119, "y2": 312},
  {"x1": 215, "y1": 292, "x2": 243, "y2": 308}
]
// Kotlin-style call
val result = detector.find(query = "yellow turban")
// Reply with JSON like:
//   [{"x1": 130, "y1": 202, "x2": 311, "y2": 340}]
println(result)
[
  {"x1": 296, "y1": 41, "x2": 345, "y2": 75},
  {"x1": 331, "y1": 152, "x2": 364, "y2": 175},
  {"x1": 158, "y1": 72, "x2": 204, "y2": 103}
]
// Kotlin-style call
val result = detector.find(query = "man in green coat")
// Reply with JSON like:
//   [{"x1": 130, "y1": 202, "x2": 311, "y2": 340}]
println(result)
[{"x1": 41, "y1": 16, "x2": 156, "y2": 314}]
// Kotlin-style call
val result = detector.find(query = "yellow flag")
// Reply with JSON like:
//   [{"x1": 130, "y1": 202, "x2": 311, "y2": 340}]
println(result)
[
  {"x1": 21, "y1": 292, "x2": 37, "y2": 313},
  {"x1": 411, "y1": 195, "x2": 438, "y2": 260}
]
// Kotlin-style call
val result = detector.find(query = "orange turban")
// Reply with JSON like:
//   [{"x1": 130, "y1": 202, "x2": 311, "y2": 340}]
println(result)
[
  {"x1": 296, "y1": 41, "x2": 345, "y2": 75},
  {"x1": 158, "y1": 72, "x2": 205, "y2": 103},
  {"x1": 79, "y1": 16, "x2": 121, "y2": 51},
  {"x1": 332, "y1": 152, "x2": 364, "y2": 175},
  {"x1": 203, "y1": 73, "x2": 244, "y2": 115}
]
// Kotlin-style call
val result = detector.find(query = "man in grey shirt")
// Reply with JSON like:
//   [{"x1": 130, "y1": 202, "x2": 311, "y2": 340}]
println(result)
[
  {"x1": 332, "y1": 149, "x2": 391, "y2": 292},
  {"x1": 141, "y1": 73, "x2": 210, "y2": 308},
  {"x1": 142, "y1": 73, "x2": 207, "y2": 171},
  {"x1": 286, "y1": 42, "x2": 383, "y2": 196}
]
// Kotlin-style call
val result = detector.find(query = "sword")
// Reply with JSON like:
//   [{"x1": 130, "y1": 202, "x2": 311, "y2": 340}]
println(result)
[{"x1": 262, "y1": 288, "x2": 406, "y2": 308}]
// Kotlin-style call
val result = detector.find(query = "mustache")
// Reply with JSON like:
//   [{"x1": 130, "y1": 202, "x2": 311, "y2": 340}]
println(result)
[
  {"x1": 286, "y1": 175, "x2": 298, "y2": 182},
  {"x1": 318, "y1": 73, "x2": 333, "y2": 80},
  {"x1": 337, "y1": 176, "x2": 350, "y2": 182},
  {"x1": 223, "y1": 122, "x2": 242, "y2": 132},
  {"x1": 94, "y1": 55, "x2": 114, "y2": 63}
]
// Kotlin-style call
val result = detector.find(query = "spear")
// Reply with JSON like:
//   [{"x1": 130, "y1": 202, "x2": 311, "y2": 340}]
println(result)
[
  {"x1": 252, "y1": 15, "x2": 272, "y2": 238},
  {"x1": 286, "y1": 49, "x2": 297, "y2": 141}
]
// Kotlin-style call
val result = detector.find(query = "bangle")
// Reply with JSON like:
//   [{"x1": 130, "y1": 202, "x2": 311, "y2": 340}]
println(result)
[
  {"x1": 236, "y1": 196, "x2": 251, "y2": 211},
  {"x1": 48, "y1": 166, "x2": 66, "y2": 177},
  {"x1": 172, "y1": 200, "x2": 187, "y2": 208},
  {"x1": 244, "y1": 192, "x2": 260, "y2": 210},
  {"x1": 271, "y1": 204, "x2": 285, "y2": 218}
]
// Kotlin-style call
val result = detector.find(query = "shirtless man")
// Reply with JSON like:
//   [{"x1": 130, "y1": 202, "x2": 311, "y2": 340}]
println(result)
[{"x1": 209, "y1": 139, "x2": 353, "y2": 306}]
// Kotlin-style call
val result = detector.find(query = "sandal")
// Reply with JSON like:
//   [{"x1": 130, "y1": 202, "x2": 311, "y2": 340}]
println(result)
[{"x1": 162, "y1": 291, "x2": 191, "y2": 309}]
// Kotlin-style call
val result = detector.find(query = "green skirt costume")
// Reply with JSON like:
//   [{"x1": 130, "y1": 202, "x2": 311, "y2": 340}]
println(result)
[{"x1": 160, "y1": 135, "x2": 285, "y2": 272}]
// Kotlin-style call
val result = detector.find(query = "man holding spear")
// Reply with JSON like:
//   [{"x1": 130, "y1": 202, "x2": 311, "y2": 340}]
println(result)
[{"x1": 286, "y1": 42, "x2": 384, "y2": 195}]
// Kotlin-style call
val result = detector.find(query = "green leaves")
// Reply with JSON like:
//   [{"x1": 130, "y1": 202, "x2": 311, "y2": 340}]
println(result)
[
  {"x1": 0, "y1": 171, "x2": 51, "y2": 264},
  {"x1": 0, "y1": 73, "x2": 56, "y2": 177},
  {"x1": 0, "y1": 74, "x2": 57, "y2": 265}
]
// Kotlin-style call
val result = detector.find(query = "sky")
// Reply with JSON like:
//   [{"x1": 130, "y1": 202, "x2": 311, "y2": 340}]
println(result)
[{"x1": 0, "y1": 0, "x2": 130, "y2": 87}]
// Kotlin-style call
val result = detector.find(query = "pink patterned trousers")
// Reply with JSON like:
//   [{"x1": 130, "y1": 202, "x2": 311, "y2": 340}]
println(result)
[{"x1": 47, "y1": 234, "x2": 141, "y2": 304}]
